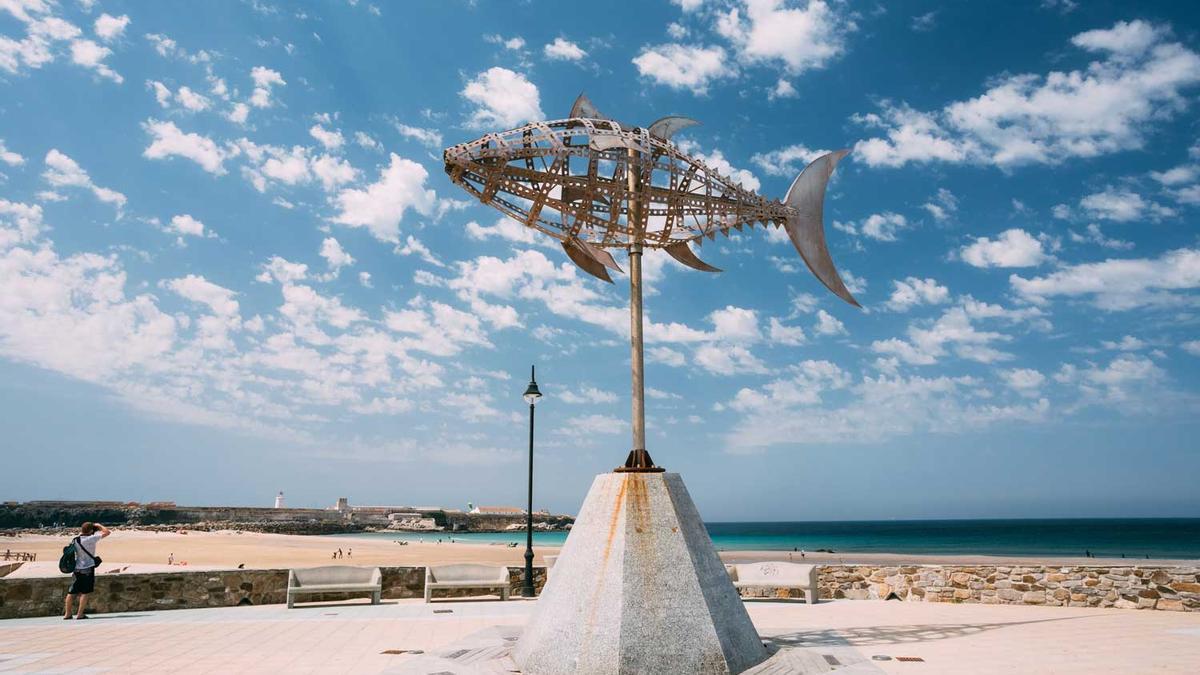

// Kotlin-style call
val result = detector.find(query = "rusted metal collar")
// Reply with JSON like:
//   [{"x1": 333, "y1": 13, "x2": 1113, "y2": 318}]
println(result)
[{"x1": 614, "y1": 448, "x2": 665, "y2": 473}]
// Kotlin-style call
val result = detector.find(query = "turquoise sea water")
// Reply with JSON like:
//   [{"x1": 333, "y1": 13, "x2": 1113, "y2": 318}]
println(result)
[{"x1": 335, "y1": 519, "x2": 1200, "y2": 559}]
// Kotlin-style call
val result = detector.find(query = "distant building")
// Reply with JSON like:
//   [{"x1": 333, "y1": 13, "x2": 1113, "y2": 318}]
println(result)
[
  {"x1": 470, "y1": 505, "x2": 525, "y2": 515},
  {"x1": 333, "y1": 497, "x2": 350, "y2": 513},
  {"x1": 274, "y1": 491, "x2": 285, "y2": 509}
]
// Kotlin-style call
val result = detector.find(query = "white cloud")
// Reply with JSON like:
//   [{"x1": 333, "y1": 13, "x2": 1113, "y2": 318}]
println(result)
[
  {"x1": 871, "y1": 302, "x2": 1037, "y2": 366},
  {"x1": 465, "y1": 216, "x2": 542, "y2": 246},
  {"x1": 1003, "y1": 368, "x2": 1045, "y2": 394},
  {"x1": 146, "y1": 80, "x2": 171, "y2": 106},
  {"x1": 354, "y1": 131, "x2": 380, "y2": 151},
  {"x1": 922, "y1": 188, "x2": 958, "y2": 221},
  {"x1": 358, "y1": 271, "x2": 373, "y2": 288},
  {"x1": 671, "y1": 0, "x2": 705, "y2": 11},
  {"x1": 835, "y1": 212, "x2": 908, "y2": 242},
  {"x1": 175, "y1": 85, "x2": 210, "y2": 111},
  {"x1": 544, "y1": 37, "x2": 586, "y2": 61},
  {"x1": 853, "y1": 21, "x2": 1200, "y2": 168},
  {"x1": 694, "y1": 344, "x2": 767, "y2": 375},
  {"x1": 331, "y1": 154, "x2": 435, "y2": 242},
  {"x1": 142, "y1": 120, "x2": 227, "y2": 174},
  {"x1": 813, "y1": 309, "x2": 846, "y2": 336},
  {"x1": 42, "y1": 149, "x2": 126, "y2": 211},
  {"x1": 1011, "y1": 247, "x2": 1200, "y2": 310},
  {"x1": 767, "y1": 317, "x2": 805, "y2": 346},
  {"x1": 166, "y1": 213, "x2": 211, "y2": 240},
  {"x1": 1181, "y1": 340, "x2": 1200, "y2": 356},
  {"x1": 559, "y1": 386, "x2": 617, "y2": 404},
  {"x1": 689, "y1": 147, "x2": 760, "y2": 191},
  {"x1": 960, "y1": 229, "x2": 1048, "y2": 268},
  {"x1": 1100, "y1": 335, "x2": 1145, "y2": 351},
  {"x1": 69, "y1": 38, "x2": 121, "y2": 82},
  {"x1": 769, "y1": 78, "x2": 797, "y2": 100},
  {"x1": 319, "y1": 237, "x2": 354, "y2": 277},
  {"x1": 309, "y1": 124, "x2": 344, "y2": 150},
  {"x1": 750, "y1": 143, "x2": 829, "y2": 177},
  {"x1": 886, "y1": 277, "x2": 950, "y2": 311},
  {"x1": 1068, "y1": 223, "x2": 1133, "y2": 250},
  {"x1": 249, "y1": 65, "x2": 285, "y2": 108},
  {"x1": 394, "y1": 235, "x2": 444, "y2": 268},
  {"x1": 0, "y1": 138, "x2": 24, "y2": 166},
  {"x1": 392, "y1": 122, "x2": 442, "y2": 148},
  {"x1": 649, "y1": 346, "x2": 686, "y2": 367},
  {"x1": 709, "y1": 305, "x2": 761, "y2": 343},
  {"x1": 1079, "y1": 186, "x2": 1174, "y2": 222},
  {"x1": 227, "y1": 103, "x2": 250, "y2": 125},
  {"x1": 94, "y1": 13, "x2": 128, "y2": 42},
  {"x1": 633, "y1": 44, "x2": 730, "y2": 95},
  {"x1": 256, "y1": 256, "x2": 308, "y2": 284},
  {"x1": 714, "y1": 0, "x2": 851, "y2": 75},
  {"x1": 461, "y1": 67, "x2": 543, "y2": 129},
  {"x1": 311, "y1": 154, "x2": 358, "y2": 191}
]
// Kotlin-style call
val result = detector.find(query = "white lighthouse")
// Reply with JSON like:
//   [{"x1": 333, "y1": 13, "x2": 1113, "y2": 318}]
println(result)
[{"x1": 274, "y1": 491, "x2": 285, "y2": 509}]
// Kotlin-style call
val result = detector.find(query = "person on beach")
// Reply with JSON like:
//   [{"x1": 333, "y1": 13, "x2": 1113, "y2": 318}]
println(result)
[
  {"x1": 64, "y1": 522, "x2": 110, "y2": 620},
  {"x1": 168, "y1": 552, "x2": 174, "y2": 565},
  {"x1": 347, "y1": 548, "x2": 352, "y2": 558}
]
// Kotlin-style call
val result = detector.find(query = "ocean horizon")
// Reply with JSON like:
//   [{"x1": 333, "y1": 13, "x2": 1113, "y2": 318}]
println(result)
[{"x1": 336, "y1": 517, "x2": 1200, "y2": 559}]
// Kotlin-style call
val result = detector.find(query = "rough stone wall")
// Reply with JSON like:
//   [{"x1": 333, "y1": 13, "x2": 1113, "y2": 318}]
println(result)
[
  {"x1": 0, "y1": 566, "x2": 547, "y2": 619},
  {"x1": 810, "y1": 565, "x2": 1199, "y2": 611}
]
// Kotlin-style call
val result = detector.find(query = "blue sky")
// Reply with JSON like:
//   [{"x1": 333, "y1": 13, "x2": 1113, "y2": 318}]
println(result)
[{"x1": 1, "y1": 0, "x2": 1198, "y2": 521}]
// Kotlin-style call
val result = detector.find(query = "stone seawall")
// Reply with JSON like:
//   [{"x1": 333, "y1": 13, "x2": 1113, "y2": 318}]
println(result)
[
  {"x1": 0, "y1": 566, "x2": 548, "y2": 620},
  {"x1": 736, "y1": 564, "x2": 1199, "y2": 611}
]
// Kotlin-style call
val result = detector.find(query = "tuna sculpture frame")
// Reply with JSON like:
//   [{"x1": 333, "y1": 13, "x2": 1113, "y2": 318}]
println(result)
[{"x1": 444, "y1": 94, "x2": 859, "y2": 471}]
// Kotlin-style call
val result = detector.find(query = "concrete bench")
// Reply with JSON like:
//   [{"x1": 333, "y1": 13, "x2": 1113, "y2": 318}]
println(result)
[
  {"x1": 726, "y1": 562, "x2": 820, "y2": 604},
  {"x1": 287, "y1": 565, "x2": 382, "y2": 608},
  {"x1": 424, "y1": 563, "x2": 510, "y2": 602}
]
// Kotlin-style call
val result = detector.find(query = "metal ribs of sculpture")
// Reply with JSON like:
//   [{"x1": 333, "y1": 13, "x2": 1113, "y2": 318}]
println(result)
[{"x1": 444, "y1": 94, "x2": 860, "y2": 471}]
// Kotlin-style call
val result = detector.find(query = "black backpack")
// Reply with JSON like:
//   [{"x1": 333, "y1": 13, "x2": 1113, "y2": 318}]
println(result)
[{"x1": 58, "y1": 537, "x2": 100, "y2": 574}]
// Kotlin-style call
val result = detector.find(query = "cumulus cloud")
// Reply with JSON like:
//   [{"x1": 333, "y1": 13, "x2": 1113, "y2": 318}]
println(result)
[
  {"x1": 331, "y1": 153, "x2": 436, "y2": 242},
  {"x1": 714, "y1": 0, "x2": 852, "y2": 75},
  {"x1": 835, "y1": 212, "x2": 909, "y2": 242},
  {"x1": 750, "y1": 143, "x2": 829, "y2": 177},
  {"x1": 392, "y1": 121, "x2": 443, "y2": 149},
  {"x1": 42, "y1": 149, "x2": 126, "y2": 211},
  {"x1": 465, "y1": 216, "x2": 543, "y2": 246},
  {"x1": 69, "y1": 38, "x2": 121, "y2": 82},
  {"x1": 0, "y1": 138, "x2": 24, "y2": 166},
  {"x1": 165, "y1": 213, "x2": 212, "y2": 242},
  {"x1": 1011, "y1": 247, "x2": 1200, "y2": 310},
  {"x1": 559, "y1": 386, "x2": 617, "y2": 404},
  {"x1": 960, "y1": 229, "x2": 1049, "y2": 268},
  {"x1": 461, "y1": 67, "x2": 543, "y2": 129},
  {"x1": 1068, "y1": 223, "x2": 1133, "y2": 250},
  {"x1": 632, "y1": 44, "x2": 731, "y2": 95},
  {"x1": 249, "y1": 65, "x2": 285, "y2": 107},
  {"x1": 142, "y1": 120, "x2": 228, "y2": 174},
  {"x1": 94, "y1": 13, "x2": 129, "y2": 42},
  {"x1": 319, "y1": 237, "x2": 354, "y2": 278},
  {"x1": 922, "y1": 188, "x2": 958, "y2": 221},
  {"x1": 544, "y1": 37, "x2": 586, "y2": 61},
  {"x1": 1078, "y1": 186, "x2": 1174, "y2": 222},
  {"x1": 813, "y1": 309, "x2": 846, "y2": 336},
  {"x1": 309, "y1": 124, "x2": 344, "y2": 150},
  {"x1": 886, "y1": 277, "x2": 950, "y2": 312},
  {"x1": 853, "y1": 21, "x2": 1200, "y2": 168}
]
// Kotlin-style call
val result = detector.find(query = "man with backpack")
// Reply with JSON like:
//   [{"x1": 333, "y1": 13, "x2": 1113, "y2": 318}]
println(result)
[{"x1": 62, "y1": 522, "x2": 110, "y2": 620}]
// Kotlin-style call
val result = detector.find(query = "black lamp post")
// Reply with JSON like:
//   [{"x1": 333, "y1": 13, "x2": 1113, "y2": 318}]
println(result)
[{"x1": 521, "y1": 365, "x2": 542, "y2": 598}]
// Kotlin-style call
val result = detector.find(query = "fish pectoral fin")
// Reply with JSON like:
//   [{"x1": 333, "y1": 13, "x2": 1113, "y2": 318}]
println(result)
[
  {"x1": 648, "y1": 116, "x2": 700, "y2": 141},
  {"x1": 570, "y1": 93, "x2": 606, "y2": 120},
  {"x1": 783, "y1": 149, "x2": 860, "y2": 308},
  {"x1": 665, "y1": 242, "x2": 722, "y2": 273},
  {"x1": 562, "y1": 238, "x2": 621, "y2": 283}
]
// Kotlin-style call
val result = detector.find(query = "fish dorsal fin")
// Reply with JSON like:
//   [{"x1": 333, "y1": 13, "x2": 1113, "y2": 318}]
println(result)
[
  {"x1": 648, "y1": 116, "x2": 700, "y2": 141},
  {"x1": 570, "y1": 93, "x2": 606, "y2": 120}
]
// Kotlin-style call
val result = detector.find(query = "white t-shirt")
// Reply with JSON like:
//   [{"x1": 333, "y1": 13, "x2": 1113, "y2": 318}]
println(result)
[{"x1": 74, "y1": 533, "x2": 103, "y2": 572}]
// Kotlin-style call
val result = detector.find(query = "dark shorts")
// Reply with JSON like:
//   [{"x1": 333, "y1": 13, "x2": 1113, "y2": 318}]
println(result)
[{"x1": 68, "y1": 569, "x2": 95, "y2": 595}]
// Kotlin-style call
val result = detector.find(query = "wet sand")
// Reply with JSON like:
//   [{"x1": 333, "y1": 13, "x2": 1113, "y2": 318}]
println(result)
[{"x1": 3, "y1": 529, "x2": 1194, "y2": 579}]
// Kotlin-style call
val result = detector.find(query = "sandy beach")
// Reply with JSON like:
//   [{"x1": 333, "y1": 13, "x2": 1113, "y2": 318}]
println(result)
[{"x1": 4, "y1": 530, "x2": 1195, "y2": 579}]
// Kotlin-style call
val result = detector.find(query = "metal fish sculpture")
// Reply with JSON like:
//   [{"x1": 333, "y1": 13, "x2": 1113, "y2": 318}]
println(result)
[
  {"x1": 443, "y1": 93, "x2": 860, "y2": 307},
  {"x1": 444, "y1": 93, "x2": 860, "y2": 472}
]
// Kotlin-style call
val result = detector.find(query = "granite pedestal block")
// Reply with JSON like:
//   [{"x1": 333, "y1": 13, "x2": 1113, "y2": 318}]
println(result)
[{"x1": 514, "y1": 472, "x2": 767, "y2": 674}]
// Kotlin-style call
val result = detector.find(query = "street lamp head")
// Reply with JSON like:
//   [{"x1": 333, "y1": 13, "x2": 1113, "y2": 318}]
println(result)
[{"x1": 523, "y1": 365, "x2": 543, "y2": 406}]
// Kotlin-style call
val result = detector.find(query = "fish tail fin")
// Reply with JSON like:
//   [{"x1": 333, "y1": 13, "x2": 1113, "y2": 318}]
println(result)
[{"x1": 783, "y1": 149, "x2": 860, "y2": 308}]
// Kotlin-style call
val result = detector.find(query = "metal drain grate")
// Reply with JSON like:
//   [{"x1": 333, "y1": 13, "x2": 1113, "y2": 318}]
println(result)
[
  {"x1": 443, "y1": 650, "x2": 471, "y2": 660},
  {"x1": 433, "y1": 609, "x2": 453, "y2": 614},
  {"x1": 896, "y1": 656, "x2": 925, "y2": 662},
  {"x1": 822, "y1": 654, "x2": 841, "y2": 666}
]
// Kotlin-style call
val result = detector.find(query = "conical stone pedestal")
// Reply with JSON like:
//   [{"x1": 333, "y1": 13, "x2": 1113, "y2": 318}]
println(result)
[{"x1": 514, "y1": 472, "x2": 767, "y2": 674}]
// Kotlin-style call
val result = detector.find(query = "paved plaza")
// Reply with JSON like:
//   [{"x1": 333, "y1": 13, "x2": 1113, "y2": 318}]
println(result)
[{"x1": 1, "y1": 597, "x2": 1198, "y2": 674}]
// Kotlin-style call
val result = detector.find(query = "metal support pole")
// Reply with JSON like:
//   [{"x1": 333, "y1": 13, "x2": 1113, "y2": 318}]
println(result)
[
  {"x1": 522, "y1": 399, "x2": 536, "y2": 597},
  {"x1": 629, "y1": 243, "x2": 646, "y2": 454}
]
